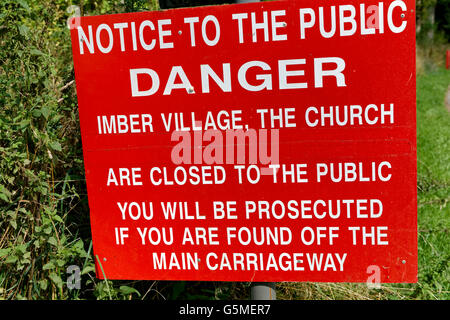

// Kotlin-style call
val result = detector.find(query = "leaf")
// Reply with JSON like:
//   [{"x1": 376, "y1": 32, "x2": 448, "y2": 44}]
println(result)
[
  {"x1": 0, "y1": 193, "x2": 9, "y2": 202},
  {"x1": 18, "y1": 24, "x2": 29, "y2": 37},
  {"x1": 81, "y1": 265, "x2": 95, "y2": 275},
  {"x1": 17, "y1": 0, "x2": 30, "y2": 11},
  {"x1": 0, "y1": 248, "x2": 11, "y2": 258},
  {"x1": 5, "y1": 255, "x2": 18, "y2": 264},
  {"x1": 39, "y1": 279, "x2": 48, "y2": 291},
  {"x1": 30, "y1": 48, "x2": 43, "y2": 56},
  {"x1": 0, "y1": 184, "x2": 11, "y2": 202},
  {"x1": 119, "y1": 286, "x2": 141, "y2": 297},
  {"x1": 16, "y1": 244, "x2": 27, "y2": 254},
  {"x1": 32, "y1": 108, "x2": 41, "y2": 118},
  {"x1": 33, "y1": 239, "x2": 40, "y2": 249},
  {"x1": 56, "y1": 259, "x2": 65, "y2": 267},
  {"x1": 40, "y1": 106, "x2": 50, "y2": 119},
  {"x1": 43, "y1": 261, "x2": 55, "y2": 270},
  {"x1": 43, "y1": 226, "x2": 52, "y2": 235},
  {"x1": 48, "y1": 236, "x2": 58, "y2": 247},
  {"x1": 73, "y1": 239, "x2": 84, "y2": 251},
  {"x1": 52, "y1": 214, "x2": 63, "y2": 223},
  {"x1": 18, "y1": 119, "x2": 30, "y2": 130},
  {"x1": 9, "y1": 219, "x2": 17, "y2": 230},
  {"x1": 48, "y1": 273, "x2": 63, "y2": 289},
  {"x1": 49, "y1": 141, "x2": 62, "y2": 152}
]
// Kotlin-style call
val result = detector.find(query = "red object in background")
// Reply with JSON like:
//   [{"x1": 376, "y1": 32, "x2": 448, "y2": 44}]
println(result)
[{"x1": 70, "y1": 0, "x2": 417, "y2": 283}]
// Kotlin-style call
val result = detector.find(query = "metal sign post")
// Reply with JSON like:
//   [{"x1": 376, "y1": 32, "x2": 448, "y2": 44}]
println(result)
[{"x1": 250, "y1": 282, "x2": 276, "y2": 300}]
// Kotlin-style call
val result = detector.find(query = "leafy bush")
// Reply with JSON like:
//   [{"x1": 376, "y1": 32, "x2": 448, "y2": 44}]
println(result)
[
  {"x1": 0, "y1": 0, "x2": 158, "y2": 300},
  {"x1": 0, "y1": 0, "x2": 89, "y2": 299}
]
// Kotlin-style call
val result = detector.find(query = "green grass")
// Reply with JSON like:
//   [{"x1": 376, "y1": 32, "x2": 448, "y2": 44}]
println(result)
[
  {"x1": 417, "y1": 70, "x2": 450, "y2": 184},
  {"x1": 414, "y1": 69, "x2": 450, "y2": 300}
]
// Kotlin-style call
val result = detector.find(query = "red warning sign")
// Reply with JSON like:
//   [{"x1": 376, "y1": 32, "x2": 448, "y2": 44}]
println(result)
[{"x1": 70, "y1": 0, "x2": 417, "y2": 282}]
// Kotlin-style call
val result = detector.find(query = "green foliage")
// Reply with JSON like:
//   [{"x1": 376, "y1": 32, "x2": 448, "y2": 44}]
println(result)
[
  {"x1": 435, "y1": 0, "x2": 450, "y2": 42},
  {"x1": 416, "y1": 0, "x2": 449, "y2": 72},
  {"x1": 0, "y1": 0, "x2": 90, "y2": 299},
  {"x1": 417, "y1": 70, "x2": 450, "y2": 184},
  {"x1": 124, "y1": 0, "x2": 157, "y2": 12},
  {"x1": 0, "y1": 0, "x2": 158, "y2": 300},
  {"x1": 414, "y1": 70, "x2": 450, "y2": 300}
]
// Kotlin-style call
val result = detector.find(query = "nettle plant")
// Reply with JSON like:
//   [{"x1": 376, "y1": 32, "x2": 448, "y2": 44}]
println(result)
[{"x1": 0, "y1": 0, "x2": 89, "y2": 299}]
